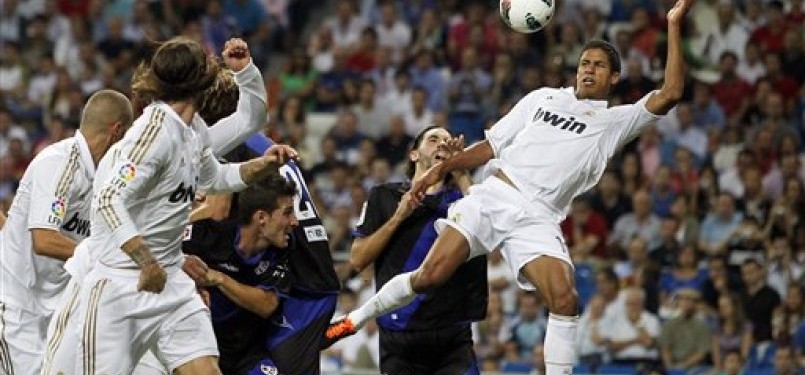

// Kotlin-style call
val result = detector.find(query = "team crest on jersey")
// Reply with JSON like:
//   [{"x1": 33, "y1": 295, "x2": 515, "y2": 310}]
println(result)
[
  {"x1": 260, "y1": 364, "x2": 278, "y2": 375},
  {"x1": 450, "y1": 212, "x2": 462, "y2": 223},
  {"x1": 118, "y1": 162, "x2": 136, "y2": 182},
  {"x1": 255, "y1": 260, "x2": 271, "y2": 275},
  {"x1": 51, "y1": 198, "x2": 66, "y2": 218}
]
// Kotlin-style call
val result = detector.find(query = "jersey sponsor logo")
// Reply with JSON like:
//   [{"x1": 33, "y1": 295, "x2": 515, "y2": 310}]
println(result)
[
  {"x1": 255, "y1": 260, "x2": 271, "y2": 275},
  {"x1": 533, "y1": 108, "x2": 587, "y2": 134},
  {"x1": 62, "y1": 212, "x2": 91, "y2": 237},
  {"x1": 303, "y1": 225, "x2": 328, "y2": 242},
  {"x1": 118, "y1": 162, "x2": 136, "y2": 182},
  {"x1": 168, "y1": 182, "x2": 196, "y2": 203}
]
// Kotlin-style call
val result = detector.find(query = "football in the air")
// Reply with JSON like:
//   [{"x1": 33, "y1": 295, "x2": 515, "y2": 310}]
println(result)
[{"x1": 499, "y1": 0, "x2": 555, "y2": 34}]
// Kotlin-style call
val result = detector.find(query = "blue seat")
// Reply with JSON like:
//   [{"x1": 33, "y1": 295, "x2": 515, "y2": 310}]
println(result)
[
  {"x1": 572, "y1": 364, "x2": 592, "y2": 374},
  {"x1": 596, "y1": 364, "x2": 637, "y2": 374},
  {"x1": 500, "y1": 361, "x2": 534, "y2": 373},
  {"x1": 743, "y1": 370, "x2": 775, "y2": 375}
]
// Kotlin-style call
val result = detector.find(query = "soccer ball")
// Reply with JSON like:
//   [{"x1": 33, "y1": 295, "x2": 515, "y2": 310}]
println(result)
[{"x1": 499, "y1": 0, "x2": 555, "y2": 34}]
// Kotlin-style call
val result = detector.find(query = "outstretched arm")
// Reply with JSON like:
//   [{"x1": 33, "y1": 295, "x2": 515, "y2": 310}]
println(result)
[
  {"x1": 645, "y1": 0, "x2": 693, "y2": 115},
  {"x1": 409, "y1": 140, "x2": 493, "y2": 204}
]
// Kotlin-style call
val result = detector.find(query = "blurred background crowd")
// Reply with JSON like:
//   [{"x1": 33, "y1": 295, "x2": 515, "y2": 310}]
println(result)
[{"x1": 0, "y1": 0, "x2": 803, "y2": 374}]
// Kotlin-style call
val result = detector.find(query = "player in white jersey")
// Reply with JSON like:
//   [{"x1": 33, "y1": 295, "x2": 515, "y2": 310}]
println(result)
[
  {"x1": 0, "y1": 90, "x2": 134, "y2": 375},
  {"x1": 324, "y1": 1, "x2": 695, "y2": 374},
  {"x1": 41, "y1": 39, "x2": 271, "y2": 375}
]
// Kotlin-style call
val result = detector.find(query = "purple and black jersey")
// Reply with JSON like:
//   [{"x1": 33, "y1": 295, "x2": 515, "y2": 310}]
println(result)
[{"x1": 355, "y1": 182, "x2": 488, "y2": 332}]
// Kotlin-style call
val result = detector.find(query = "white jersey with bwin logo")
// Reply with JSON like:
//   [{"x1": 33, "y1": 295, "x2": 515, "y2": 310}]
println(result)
[
  {"x1": 86, "y1": 102, "x2": 247, "y2": 269},
  {"x1": 484, "y1": 87, "x2": 661, "y2": 222},
  {"x1": 0, "y1": 132, "x2": 95, "y2": 314}
]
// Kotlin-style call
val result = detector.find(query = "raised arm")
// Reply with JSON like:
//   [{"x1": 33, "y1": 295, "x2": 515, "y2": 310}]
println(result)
[
  {"x1": 645, "y1": 0, "x2": 693, "y2": 115},
  {"x1": 207, "y1": 39, "x2": 269, "y2": 156}
]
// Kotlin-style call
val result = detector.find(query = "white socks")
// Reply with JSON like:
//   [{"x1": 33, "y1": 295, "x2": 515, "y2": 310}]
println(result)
[
  {"x1": 544, "y1": 313, "x2": 578, "y2": 375},
  {"x1": 348, "y1": 272, "x2": 416, "y2": 329}
]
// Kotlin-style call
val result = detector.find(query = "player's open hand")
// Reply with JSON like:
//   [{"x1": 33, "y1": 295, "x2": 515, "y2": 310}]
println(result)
[
  {"x1": 443, "y1": 135, "x2": 465, "y2": 157},
  {"x1": 409, "y1": 164, "x2": 445, "y2": 207},
  {"x1": 182, "y1": 255, "x2": 209, "y2": 286},
  {"x1": 138, "y1": 263, "x2": 167, "y2": 293},
  {"x1": 667, "y1": 0, "x2": 694, "y2": 26},
  {"x1": 222, "y1": 38, "x2": 251, "y2": 72},
  {"x1": 264, "y1": 144, "x2": 298, "y2": 165}
]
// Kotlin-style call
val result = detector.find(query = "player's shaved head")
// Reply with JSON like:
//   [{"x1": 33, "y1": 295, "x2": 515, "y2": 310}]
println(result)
[{"x1": 80, "y1": 89, "x2": 134, "y2": 134}]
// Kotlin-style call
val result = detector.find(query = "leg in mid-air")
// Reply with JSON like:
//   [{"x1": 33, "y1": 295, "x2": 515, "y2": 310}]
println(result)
[
  {"x1": 325, "y1": 226, "x2": 471, "y2": 344},
  {"x1": 519, "y1": 256, "x2": 579, "y2": 375}
]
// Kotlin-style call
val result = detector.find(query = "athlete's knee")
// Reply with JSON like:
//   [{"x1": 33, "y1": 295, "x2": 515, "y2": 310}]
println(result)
[{"x1": 547, "y1": 283, "x2": 579, "y2": 316}]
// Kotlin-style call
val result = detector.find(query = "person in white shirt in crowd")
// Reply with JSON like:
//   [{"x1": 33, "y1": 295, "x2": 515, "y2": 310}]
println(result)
[{"x1": 600, "y1": 287, "x2": 662, "y2": 368}]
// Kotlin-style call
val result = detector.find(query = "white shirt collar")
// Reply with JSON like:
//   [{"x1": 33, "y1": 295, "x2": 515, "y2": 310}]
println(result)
[
  {"x1": 561, "y1": 87, "x2": 609, "y2": 109},
  {"x1": 74, "y1": 130, "x2": 95, "y2": 178}
]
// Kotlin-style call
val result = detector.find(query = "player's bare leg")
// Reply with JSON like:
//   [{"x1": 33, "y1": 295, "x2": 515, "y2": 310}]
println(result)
[
  {"x1": 173, "y1": 356, "x2": 222, "y2": 375},
  {"x1": 324, "y1": 227, "x2": 470, "y2": 346},
  {"x1": 520, "y1": 256, "x2": 579, "y2": 375}
]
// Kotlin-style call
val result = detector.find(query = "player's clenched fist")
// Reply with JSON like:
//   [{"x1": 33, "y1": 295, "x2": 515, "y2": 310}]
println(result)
[
  {"x1": 139, "y1": 263, "x2": 168, "y2": 293},
  {"x1": 222, "y1": 38, "x2": 251, "y2": 72}
]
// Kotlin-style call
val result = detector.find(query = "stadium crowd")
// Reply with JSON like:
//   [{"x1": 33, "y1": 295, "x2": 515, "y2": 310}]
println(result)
[{"x1": 0, "y1": 0, "x2": 803, "y2": 374}]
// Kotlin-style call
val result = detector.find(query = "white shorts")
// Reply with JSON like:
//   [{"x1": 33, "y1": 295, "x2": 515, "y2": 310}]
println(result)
[
  {"x1": 58, "y1": 264, "x2": 217, "y2": 375},
  {"x1": 43, "y1": 279, "x2": 170, "y2": 375},
  {"x1": 435, "y1": 176, "x2": 572, "y2": 290},
  {"x1": 0, "y1": 301, "x2": 49, "y2": 375}
]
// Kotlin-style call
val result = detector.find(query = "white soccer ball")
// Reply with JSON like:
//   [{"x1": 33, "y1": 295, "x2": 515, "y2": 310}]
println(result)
[{"x1": 499, "y1": 0, "x2": 555, "y2": 34}]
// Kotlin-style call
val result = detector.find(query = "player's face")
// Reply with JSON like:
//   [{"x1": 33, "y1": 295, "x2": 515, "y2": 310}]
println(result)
[
  {"x1": 260, "y1": 196, "x2": 298, "y2": 248},
  {"x1": 412, "y1": 128, "x2": 452, "y2": 171},
  {"x1": 575, "y1": 48, "x2": 620, "y2": 100}
]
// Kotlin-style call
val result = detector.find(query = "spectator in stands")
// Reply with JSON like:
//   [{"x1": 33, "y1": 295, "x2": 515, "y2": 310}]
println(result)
[
  {"x1": 589, "y1": 169, "x2": 632, "y2": 229},
  {"x1": 610, "y1": 189, "x2": 662, "y2": 251},
  {"x1": 707, "y1": 3, "x2": 748, "y2": 64},
  {"x1": 712, "y1": 52, "x2": 752, "y2": 125},
  {"x1": 710, "y1": 293, "x2": 753, "y2": 371},
  {"x1": 659, "y1": 288, "x2": 712, "y2": 371},
  {"x1": 736, "y1": 168, "x2": 771, "y2": 223},
  {"x1": 575, "y1": 294, "x2": 609, "y2": 369},
  {"x1": 741, "y1": 258, "x2": 782, "y2": 343},
  {"x1": 374, "y1": 0, "x2": 411, "y2": 64},
  {"x1": 659, "y1": 244, "x2": 708, "y2": 305},
  {"x1": 750, "y1": 1, "x2": 787, "y2": 54},
  {"x1": 596, "y1": 268, "x2": 624, "y2": 321},
  {"x1": 613, "y1": 56, "x2": 655, "y2": 105},
  {"x1": 763, "y1": 53, "x2": 799, "y2": 101},
  {"x1": 763, "y1": 152, "x2": 805, "y2": 200},
  {"x1": 507, "y1": 292, "x2": 548, "y2": 361},
  {"x1": 671, "y1": 195, "x2": 700, "y2": 247},
  {"x1": 651, "y1": 217, "x2": 682, "y2": 268},
  {"x1": 715, "y1": 350, "x2": 746, "y2": 375},
  {"x1": 771, "y1": 345, "x2": 800, "y2": 375},
  {"x1": 324, "y1": 0, "x2": 365, "y2": 49},
  {"x1": 399, "y1": 85, "x2": 433, "y2": 137},
  {"x1": 409, "y1": 49, "x2": 445, "y2": 112},
  {"x1": 691, "y1": 81, "x2": 726, "y2": 131},
  {"x1": 620, "y1": 152, "x2": 648, "y2": 197},
  {"x1": 601, "y1": 287, "x2": 661, "y2": 369},
  {"x1": 352, "y1": 79, "x2": 387, "y2": 139},
  {"x1": 447, "y1": 47, "x2": 490, "y2": 144},
  {"x1": 373, "y1": 114, "x2": 412, "y2": 168},
  {"x1": 736, "y1": 42, "x2": 766, "y2": 85},
  {"x1": 328, "y1": 109, "x2": 367, "y2": 163},
  {"x1": 671, "y1": 147, "x2": 699, "y2": 195},
  {"x1": 725, "y1": 217, "x2": 766, "y2": 268},
  {"x1": 651, "y1": 166, "x2": 676, "y2": 217},
  {"x1": 699, "y1": 193, "x2": 743, "y2": 256},
  {"x1": 561, "y1": 196, "x2": 609, "y2": 260}
]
